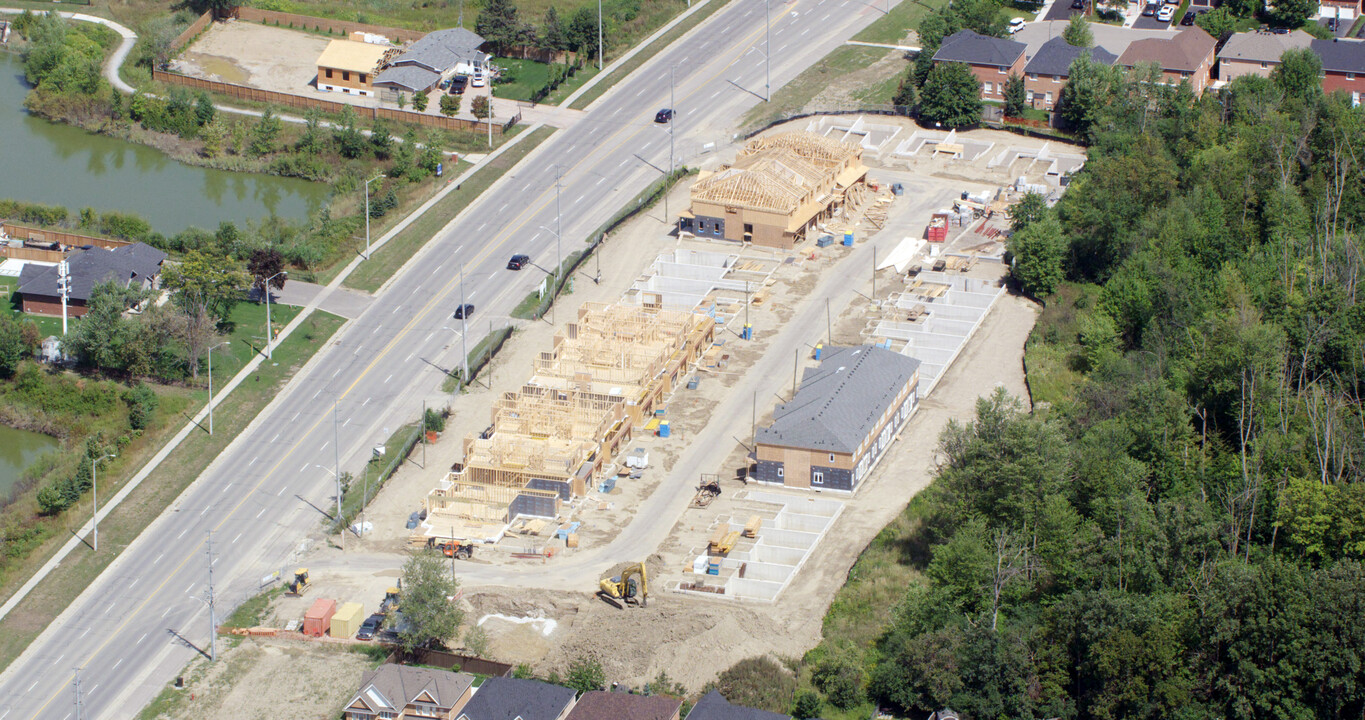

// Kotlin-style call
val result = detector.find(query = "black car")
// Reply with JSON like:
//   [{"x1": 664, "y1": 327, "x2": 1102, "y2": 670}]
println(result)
[
  {"x1": 454, "y1": 304, "x2": 474, "y2": 320},
  {"x1": 507, "y1": 254, "x2": 531, "y2": 270},
  {"x1": 1181, "y1": 10, "x2": 1196, "y2": 24},
  {"x1": 1070, "y1": 0, "x2": 1085, "y2": 9},
  {"x1": 357, "y1": 613, "x2": 384, "y2": 641},
  {"x1": 654, "y1": 108, "x2": 674, "y2": 123},
  {"x1": 1141, "y1": 3, "x2": 1156, "y2": 15}
]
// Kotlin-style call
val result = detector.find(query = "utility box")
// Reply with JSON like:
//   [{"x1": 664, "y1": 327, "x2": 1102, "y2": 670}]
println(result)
[
  {"x1": 330, "y1": 602, "x2": 364, "y2": 639},
  {"x1": 303, "y1": 598, "x2": 336, "y2": 637}
]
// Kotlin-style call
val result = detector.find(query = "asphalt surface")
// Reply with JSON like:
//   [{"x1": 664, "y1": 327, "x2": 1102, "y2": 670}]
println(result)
[{"x1": 0, "y1": 0, "x2": 903, "y2": 717}]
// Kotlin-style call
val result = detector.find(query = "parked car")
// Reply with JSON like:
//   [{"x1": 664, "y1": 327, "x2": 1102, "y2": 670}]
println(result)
[
  {"x1": 1181, "y1": 10, "x2": 1197, "y2": 24},
  {"x1": 1142, "y1": 3, "x2": 1156, "y2": 16},
  {"x1": 654, "y1": 108, "x2": 674, "y2": 123},
  {"x1": 507, "y1": 254, "x2": 531, "y2": 270},
  {"x1": 450, "y1": 75, "x2": 468, "y2": 94},
  {"x1": 357, "y1": 614, "x2": 384, "y2": 641},
  {"x1": 1070, "y1": 0, "x2": 1086, "y2": 10},
  {"x1": 454, "y1": 304, "x2": 474, "y2": 320},
  {"x1": 1157, "y1": 4, "x2": 1175, "y2": 22},
  {"x1": 1008, "y1": 17, "x2": 1026, "y2": 33},
  {"x1": 471, "y1": 72, "x2": 486, "y2": 88}
]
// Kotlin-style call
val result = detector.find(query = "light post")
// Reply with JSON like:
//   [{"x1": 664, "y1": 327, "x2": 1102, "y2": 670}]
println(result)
[
  {"x1": 459, "y1": 265, "x2": 469, "y2": 384},
  {"x1": 91, "y1": 452, "x2": 115, "y2": 551},
  {"x1": 487, "y1": 84, "x2": 494, "y2": 149},
  {"x1": 598, "y1": 0, "x2": 603, "y2": 70},
  {"x1": 206, "y1": 341, "x2": 229, "y2": 435},
  {"x1": 765, "y1": 0, "x2": 772, "y2": 102},
  {"x1": 364, "y1": 174, "x2": 385, "y2": 259},
  {"x1": 264, "y1": 271, "x2": 287, "y2": 360},
  {"x1": 667, "y1": 64, "x2": 676, "y2": 221}
]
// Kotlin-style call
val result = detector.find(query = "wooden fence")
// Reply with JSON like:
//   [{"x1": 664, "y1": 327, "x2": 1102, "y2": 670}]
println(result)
[
  {"x1": 1, "y1": 223, "x2": 130, "y2": 249},
  {"x1": 388, "y1": 649, "x2": 514, "y2": 677},
  {"x1": 152, "y1": 69, "x2": 512, "y2": 135},
  {"x1": 0, "y1": 247, "x2": 65, "y2": 263},
  {"x1": 169, "y1": 11, "x2": 213, "y2": 54},
  {"x1": 231, "y1": 7, "x2": 426, "y2": 43}
]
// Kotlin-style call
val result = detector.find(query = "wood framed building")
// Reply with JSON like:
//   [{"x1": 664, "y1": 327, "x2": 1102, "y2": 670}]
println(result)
[
  {"x1": 754, "y1": 345, "x2": 920, "y2": 493},
  {"x1": 316, "y1": 39, "x2": 391, "y2": 97},
  {"x1": 681, "y1": 131, "x2": 868, "y2": 249}
]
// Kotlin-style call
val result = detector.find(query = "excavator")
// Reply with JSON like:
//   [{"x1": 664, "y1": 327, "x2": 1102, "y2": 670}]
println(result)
[
  {"x1": 599, "y1": 563, "x2": 648, "y2": 608},
  {"x1": 285, "y1": 568, "x2": 311, "y2": 596}
]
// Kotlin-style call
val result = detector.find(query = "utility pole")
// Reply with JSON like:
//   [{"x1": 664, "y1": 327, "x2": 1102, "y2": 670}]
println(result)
[
  {"x1": 58, "y1": 259, "x2": 70, "y2": 336},
  {"x1": 487, "y1": 85, "x2": 494, "y2": 149},
  {"x1": 793, "y1": 348, "x2": 799, "y2": 398},
  {"x1": 554, "y1": 166, "x2": 563, "y2": 326},
  {"x1": 460, "y1": 265, "x2": 469, "y2": 384},
  {"x1": 364, "y1": 174, "x2": 384, "y2": 260},
  {"x1": 92, "y1": 453, "x2": 115, "y2": 552},
  {"x1": 334, "y1": 399, "x2": 343, "y2": 551},
  {"x1": 264, "y1": 271, "x2": 287, "y2": 360},
  {"x1": 765, "y1": 0, "x2": 772, "y2": 102},
  {"x1": 458, "y1": 0, "x2": 464, "y2": 26},
  {"x1": 826, "y1": 298, "x2": 832, "y2": 345},
  {"x1": 667, "y1": 64, "x2": 676, "y2": 222},
  {"x1": 872, "y1": 246, "x2": 877, "y2": 299},
  {"x1": 422, "y1": 399, "x2": 427, "y2": 468},
  {"x1": 751, "y1": 391, "x2": 756, "y2": 450},
  {"x1": 206, "y1": 532, "x2": 217, "y2": 662},
  {"x1": 597, "y1": 0, "x2": 604, "y2": 70},
  {"x1": 206, "y1": 341, "x2": 228, "y2": 435}
]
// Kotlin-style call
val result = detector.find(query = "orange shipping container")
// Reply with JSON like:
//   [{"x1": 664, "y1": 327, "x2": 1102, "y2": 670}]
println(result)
[{"x1": 303, "y1": 598, "x2": 336, "y2": 637}]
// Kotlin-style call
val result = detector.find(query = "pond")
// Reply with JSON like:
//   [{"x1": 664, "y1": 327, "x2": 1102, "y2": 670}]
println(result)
[
  {"x1": 0, "y1": 424, "x2": 60, "y2": 501},
  {"x1": 0, "y1": 53, "x2": 330, "y2": 236}
]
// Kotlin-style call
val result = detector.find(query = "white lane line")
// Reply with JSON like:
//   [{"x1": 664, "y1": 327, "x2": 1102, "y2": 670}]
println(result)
[
  {"x1": 332, "y1": 367, "x2": 340, "y2": 377},
  {"x1": 80, "y1": 627, "x2": 90, "y2": 639},
  {"x1": 434, "y1": 261, "x2": 446, "y2": 272},
  {"x1": 424, "y1": 331, "x2": 434, "y2": 342},
  {"x1": 54, "y1": 654, "x2": 62, "y2": 664},
  {"x1": 185, "y1": 581, "x2": 196, "y2": 593},
  {"x1": 271, "y1": 433, "x2": 280, "y2": 443},
  {"x1": 454, "y1": 245, "x2": 464, "y2": 253},
  {"x1": 469, "y1": 291, "x2": 478, "y2": 299},
  {"x1": 177, "y1": 528, "x2": 188, "y2": 540},
  {"x1": 154, "y1": 553, "x2": 164, "y2": 565},
  {"x1": 220, "y1": 482, "x2": 230, "y2": 494},
  {"x1": 161, "y1": 607, "x2": 172, "y2": 619},
  {"x1": 89, "y1": 684, "x2": 98, "y2": 696},
  {"x1": 292, "y1": 412, "x2": 300, "y2": 423},
  {"x1": 800, "y1": 26, "x2": 810, "y2": 35},
  {"x1": 618, "y1": 157, "x2": 629, "y2": 168},
  {"x1": 104, "y1": 603, "x2": 115, "y2": 616},
  {"x1": 26, "y1": 681, "x2": 37, "y2": 693},
  {"x1": 256, "y1": 507, "x2": 267, "y2": 519},
  {"x1": 277, "y1": 486, "x2": 285, "y2": 497},
  {"x1": 299, "y1": 463, "x2": 309, "y2": 473},
  {"x1": 391, "y1": 304, "x2": 401, "y2": 315},
  {"x1": 635, "y1": 85, "x2": 648, "y2": 97},
  {"x1": 641, "y1": 139, "x2": 653, "y2": 149},
  {"x1": 232, "y1": 533, "x2": 242, "y2": 544},
  {"x1": 248, "y1": 456, "x2": 258, "y2": 467},
  {"x1": 199, "y1": 505, "x2": 209, "y2": 517},
  {"x1": 362, "y1": 397, "x2": 370, "y2": 407},
  {"x1": 385, "y1": 374, "x2": 393, "y2": 383},
  {"x1": 478, "y1": 222, "x2": 488, "y2": 231},
  {"x1": 319, "y1": 441, "x2": 329, "y2": 452},
  {"x1": 112, "y1": 658, "x2": 123, "y2": 671},
  {"x1": 136, "y1": 633, "x2": 147, "y2": 645},
  {"x1": 128, "y1": 577, "x2": 138, "y2": 589},
  {"x1": 312, "y1": 388, "x2": 321, "y2": 400},
  {"x1": 343, "y1": 417, "x2": 351, "y2": 427},
  {"x1": 596, "y1": 177, "x2": 605, "y2": 186},
  {"x1": 405, "y1": 352, "x2": 413, "y2": 362},
  {"x1": 710, "y1": 89, "x2": 722, "y2": 100}
]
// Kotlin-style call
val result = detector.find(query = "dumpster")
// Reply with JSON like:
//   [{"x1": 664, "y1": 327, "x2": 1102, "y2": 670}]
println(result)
[
  {"x1": 303, "y1": 598, "x2": 336, "y2": 637},
  {"x1": 330, "y1": 602, "x2": 364, "y2": 639}
]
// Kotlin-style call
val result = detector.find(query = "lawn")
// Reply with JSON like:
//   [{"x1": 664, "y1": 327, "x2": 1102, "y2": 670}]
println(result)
[
  {"x1": 492, "y1": 58, "x2": 556, "y2": 103},
  {"x1": 0, "y1": 277, "x2": 64, "y2": 338}
]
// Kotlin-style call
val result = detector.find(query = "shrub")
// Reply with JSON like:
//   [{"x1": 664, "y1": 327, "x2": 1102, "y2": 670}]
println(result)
[
  {"x1": 712, "y1": 656, "x2": 796, "y2": 714},
  {"x1": 125, "y1": 383, "x2": 158, "y2": 431}
]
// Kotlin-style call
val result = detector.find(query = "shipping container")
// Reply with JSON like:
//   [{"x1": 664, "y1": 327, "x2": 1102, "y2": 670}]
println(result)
[
  {"x1": 303, "y1": 598, "x2": 336, "y2": 637},
  {"x1": 330, "y1": 602, "x2": 364, "y2": 639}
]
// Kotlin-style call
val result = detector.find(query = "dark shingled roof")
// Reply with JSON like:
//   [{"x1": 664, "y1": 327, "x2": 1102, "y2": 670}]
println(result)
[
  {"x1": 1024, "y1": 37, "x2": 1118, "y2": 77},
  {"x1": 685, "y1": 690, "x2": 790, "y2": 720},
  {"x1": 346, "y1": 665, "x2": 474, "y2": 713},
  {"x1": 17, "y1": 243, "x2": 166, "y2": 303},
  {"x1": 457, "y1": 677, "x2": 577, "y2": 720},
  {"x1": 933, "y1": 30, "x2": 1026, "y2": 67},
  {"x1": 395, "y1": 27, "x2": 487, "y2": 72},
  {"x1": 1311, "y1": 37, "x2": 1365, "y2": 74},
  {"x1": 373, "y1": 64, "x2": 442, "y2": 92},
  {"x1": 567, "y1": 691, "x2": 682, "y2": 720},
  {"x1": 756, "y1": 345, "x2": 921, "y2": 454},
  {"x1": 1118, "y1": 26, "x2": 1215, "y2": 72}
]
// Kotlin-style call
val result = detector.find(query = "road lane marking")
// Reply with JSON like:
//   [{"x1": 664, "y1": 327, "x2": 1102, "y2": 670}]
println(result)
[
  {"x1": 455, "y1": 245, "x2": 464, "y2": 253},
  {"x1": 103, "y1": 603, "x2": 115, "y2": 616},
  {"x1": 80, "y1": 627, "x2": 90, "y2": 639},
  {"x1": 319, "y1": 441, "x2": 328, "y2": 452},
  {"x1": 271, "y1": 433, "x2": 280, "y2": 443},
  {"x1": 362, "y1": 398, "x2": 370, "y2": 407},
  {"x1": 299, "y1": 463, "x2": 308, "y2": 473},
  {"x1": 343, "y1": 417, "x2": 351, "y2": 427},
  {"x1": 405, "y1": 352, "x2": 413, "y2": 362},
  {"x1": 186, "y1": 583, "x2": 195, "y2": 594},
  {"x1": 248, "y1": 456, "x2": 258, "y2": 466},
  {"x1": 596, "y1": 177, "x2": 605, "y2": 186},
  {"x1": 256, "y1": 507, "x2": 266, "y2": 519},
  {"x1": 232, "y1": 533, "x2": 242, "y2": 544},
  {"x1": 291, "y1": 412, "x2": 300, "y2": 423},
  {"x1": 27, "y1": 682, "x2": 37, "y2": 693},
  {"x1": 177, "y1": 528, "x2": 187, "y2": 540},
  {"x1": 136, "y1": 633, "x2": 146, "y2": 645},
  {"x1": 220, "y1": 483, "x2": 230, "y2": 494},
  {"x1": 154, "y1": 553, "x2": 164, "y2": 565},
  {"x1": 161, "y1": 607, "x2": 171, "y2": 619},
  {"x1": 385, "y1": 375, "x2": 393, "y2": 383},
  {"x1": 199, "y1": 506, "x2": 209, "y2": 517},
  {"x1": 112, "y1": 659, "x2": 122, "y2": 671}
]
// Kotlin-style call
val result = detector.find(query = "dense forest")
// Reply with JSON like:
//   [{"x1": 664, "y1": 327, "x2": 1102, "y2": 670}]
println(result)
[{"x1": 718, "y1": 33, "x2": 1365, "y2": 720}]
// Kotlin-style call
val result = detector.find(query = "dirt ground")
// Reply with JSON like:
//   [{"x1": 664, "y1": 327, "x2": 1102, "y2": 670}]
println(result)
[{"x1": 174, "y1": 21, "x2": 329, "y2": 92}]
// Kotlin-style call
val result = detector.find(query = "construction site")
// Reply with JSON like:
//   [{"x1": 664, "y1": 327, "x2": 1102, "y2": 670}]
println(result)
[{"x1": 195, "y1": 124, "x2": 1073, "y2": 711}]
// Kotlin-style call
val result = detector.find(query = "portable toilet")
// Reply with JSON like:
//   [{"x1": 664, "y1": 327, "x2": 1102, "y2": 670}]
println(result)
[
  {"x1": 843, "y1": 232, "x2": 854, "y2": 246},
  {"x1": 330, "y1": 602, "x2": 364, "y2": 639},
  {"x1": 658, "y1": 421, "x2": 671, "y2": 438},
  {"x1": 814, "y1": 343, "x2": 824, "y2": 360},
  {"x1": 303, "y1": 598, "x2": 336, "y2": 637}
]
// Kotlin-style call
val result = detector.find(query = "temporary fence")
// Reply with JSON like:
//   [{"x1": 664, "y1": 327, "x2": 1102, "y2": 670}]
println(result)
[{"x1": 334, "y1": 422, "x2": 424, "y2": 533}]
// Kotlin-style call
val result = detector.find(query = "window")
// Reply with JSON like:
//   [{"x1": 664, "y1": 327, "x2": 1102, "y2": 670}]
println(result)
[
  {"x1": 983, "y1": 81, "x2": 994, "y2": 95},
  {"x1": 1026, "y1": 90, "x2": 1034, "y2": 102},
  {"x1": 325, "y1": 68, "x2": 334, "y2": 79},
  {"x1": 829, "y1": 453, "x2": 836, "y2": 463},
  {"x1": 813, "y1": 472, "x2": 824, "y2": 485},
  {"x1": 359, "y1": 73, "x2": 367, "y2": 83},
  {"x1": 343, "y1": 71, "x2": 351, "y2": 81},
  {"x1": 1051, "y1": 74, "x2": 1059, "y2": 83},
  {"x1": 1027, "y1": 73, "x2": 1037, "y2": 81},
  {"x1": 998, "y1": 65, "x2": 1006, "y2": 74},
  {"x1": 1349, "y1": 72, "x2": 1358, "y2": 80},
  {"x1": 1045, "y1": 91, "x2": 1052, "y2": 105},
  {"x1": 777, "y1": 467, "x2": 784, "y2": 478},
  {"x1": 744, "y1": 223, "x2": 753, "y2": 233},
  {"x1": 1260, "y1": 61, "x2": 1268, "y2": 69}
]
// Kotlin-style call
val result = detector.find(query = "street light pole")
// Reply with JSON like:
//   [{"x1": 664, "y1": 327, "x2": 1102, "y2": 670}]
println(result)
[
  {"x1": 598, "y1": 0, "x2": 604, "y2": 71},
  {"x1": 91, "y1": 453, "x2": 115, "y2": 552},
  {"x1": 765, "y1": 0, "x2": 772, "y2": 102},
  {"x1": 668, "y1": 64, "x2": 676, "y2": 222},
  {"x1": 487, "y1": 85, "x2": 494, "y2": 149},
  {"x1": 264, "y1": 271, "x2": 287, "y2": 360},
  {"x1": 334, "y1": 398, "x2": 343, "y2": 551},
  {"x1": 364, "y1": 174, "x2": 384, "y2": 260},
  {"x1": 206, "y1": 341, "x2": 229, "y2": 435},
  {"x1": 460, "y1": 264, "x2": 469, "y2": 384},
  {"x1": 205, "y1": 532, "x2": 217, "y2": 662}
]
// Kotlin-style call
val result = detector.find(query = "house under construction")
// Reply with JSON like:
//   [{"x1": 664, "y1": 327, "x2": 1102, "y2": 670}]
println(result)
[
  {"x1": 680, "y1": 131, "x2": 870, "y2": 249},
  {"x1": 424, "y1": 303, "x2": 716, "y2": 541}
]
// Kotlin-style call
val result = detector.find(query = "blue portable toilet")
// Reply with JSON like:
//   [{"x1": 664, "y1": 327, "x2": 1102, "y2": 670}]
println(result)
[
  {"x1": 742, "y1": 323, "x2": 753, "y2": 340},
  {"x1": 843, "y1": 232, "x2": 854, "y2": 246},
  {"x1": 658, "y1": 421, "x2": 671, "y2": 438},
  {"x1": 814, "y1": 343, "x2": 824, "y2": 360}
]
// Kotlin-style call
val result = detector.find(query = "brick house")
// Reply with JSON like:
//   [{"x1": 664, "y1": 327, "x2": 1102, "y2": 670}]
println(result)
[
  {"x1": 316, "y1": 39, "x2": 390, "y2": 97},
  {"x1": 1217, "y1": 30, "x2": 1314, "y2": 82},
  {"x1": 567, "y1": 691, "x2": 683, "y2": 720},
  {"x1": 753, "y1": 345, "x2": 920, "y2": 493},
  {"x1": 1023, "y1": 37, "x2": 1118, "y2": 109},
  {"x1": 16, "y1": 243, "x2": 166, "y2": 318},
  {"x1": 342, "y1": 665, "x2": 476, "y2": 720},
  {"x1": 1117, "y1": 27, "x2": 1218, "y2": 94},
  {"x1": 1312, "y1": 38, "x2": 1365, "y2": 105},
  {"x1": 456, "y1": 677, "x2": 577, "y2": 720},
  {"x1": 932, "y1": 30, "x2": 1027, "y2": 101}
]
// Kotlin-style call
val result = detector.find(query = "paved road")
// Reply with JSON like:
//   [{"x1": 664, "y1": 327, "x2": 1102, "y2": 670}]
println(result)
[{"x1": 0, "y1": 0, "x2": 902, "y2": 717}]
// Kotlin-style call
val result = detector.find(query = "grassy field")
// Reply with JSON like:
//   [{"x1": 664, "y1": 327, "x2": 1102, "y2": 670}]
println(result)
[
  {"x1": 493, "y1": 58, "x2": 556, "y2": 102},
  {"x1": 0, "y1": 277, "x2": 64, "y2": 338},
  {"x1": 1020, "y1": 282, "x2": 1098, "y2": 414},
  {"x1": 0, "y1": 306, "x2": 346, "y2": 675},
  {"x1": 342, "y1": 125, "x2": 555, "y2": 293}
]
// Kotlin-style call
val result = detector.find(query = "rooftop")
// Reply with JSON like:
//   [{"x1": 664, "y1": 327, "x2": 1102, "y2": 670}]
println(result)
[
  {"x1": 1024, "y1": 36, "x2": 1118, "y2": 76},
  {"x1": 1118, "y1": 27, "x2": 1216, "y2": 71},
  {"x1": 316, "y1": 39, "x2": 389, "y2": 73},
  {"x1": 685, "y1": 690, "x2": 790, "y2": 720},
  {"x1": 567, "y1": 691, "x2": 682, "y2": 720},
  {"x1": 933, "y1": 29, "x2": 1026, "y2": 67},
  {"x1": 457, "y1": 677, "x2": 577, "y2": 720},
  {"x1": 347, "y1": 665, "x2": 475, "y2": 713},
  {"x1": 690, "y1": 131, "x2": 864, "y2": 216},
  {"x1": 757, "y1": 345, "x2": 921, "y2": 454},
  {"x1": 1311, "y1": 37, "x2": 1365, "y2": 74},
  {"x1": 373, "y1": 64, "x2": 442, "y2": 92},
  {"x1": 396, "y1": 27, "x2": 487, "y2": 72},
  {"x1": 1218, "y1": 29, "x2": 1314, "y2": 63},
  {"x1": 17, "y1": 242, "x2": 166, "y2": 302}
]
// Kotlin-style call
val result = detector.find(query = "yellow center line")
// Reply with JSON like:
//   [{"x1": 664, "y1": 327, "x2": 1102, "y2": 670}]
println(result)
[{"x1": 29, "y1": 6, "x2": 792, "y2": 716}]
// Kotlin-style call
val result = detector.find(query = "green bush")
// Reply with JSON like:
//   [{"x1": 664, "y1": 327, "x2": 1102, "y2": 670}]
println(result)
[{"x1": 125, "y1": 383, "x2": 158, "y2": 431}]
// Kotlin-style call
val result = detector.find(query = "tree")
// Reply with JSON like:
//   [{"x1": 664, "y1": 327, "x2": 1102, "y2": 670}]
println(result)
[
  {"x1": 1004, "y1": 73, "x2": 1027, "y2": 117},
  {"x1": 66, "y1": 282, "x2": 142, "y2": 373},
  {"x1": 918, "y1": 62, "x2": 982, "y2": 128},
  {"x1": 333, "y1": 106, "x2": 368, "y2": 159},
  {"x1": 162, "y1": 251, "x2": 247, "y2": 378},
  {"x1": 463, "y1": 624, "x2": 490, "y2": 656},
  {"x1": 0, "y1": 314, "x2": 25, "y2": 378},
  {"x1": 791, "y1": 690, "x2": 822, "y2": 720},
  {"x1": 542, "y1": 5, "x2": 569, "y2": 51},
  {"x1": 247, "y1": 248, "x2": 287, "y2": 300},
  {"x1": 1195, "y1": 6, "x2": 1237, "y2": 40},
  {"x1": 249, "y1": 107, "x2": 282, "y2": 156},
  {"x1": 125, "y1": 382, "x2": 159, "y2": 431},
  {"x1": 439, "y1": 93, "x2": 460, "y2": 117},
  {"x1": 396, "y1": 92, "x2": 409, "y2": 110},
  {"x1": 563, "y1": 654, "x2": 606, "y2": 693},
  {"x1": 413, "y1": 89, "x2": 430, "y2": 113},
  {"x1": 812, "y1": 654, "x2": 865, "y2": 709},
  {"x1": 370, "y1": 118, "x2": 393, "y2": 159},
  {"x1": 1270, "y1": 0, "x2": 1314, "y2": 27},
  {"x1": 567, "y1": 7, "x2": 599, "y2": 58},
  {"x1": 1271, "y1": 48, "x2": 1324, "y2": 104},
  {"x1": 393, "y1": 550, "x2": 463, "y2": 654},
  {"x1": 893, "y1": 69, "x2": 917, "y2": 111},
  {"x1": 1008, "y1": 214, "x2": 1067, "y2": 297},
  {"x1": 476, "y1": 0, "x2": 523, "y2": 52},
  {"x1": 471, "y1": 95, "x2": 493, "y2": 120},
  {"x1": 194, "y1": 91, "x2": 215, "y2": 126},
  {"x1": 1010, "y1": 192, "x2": 1050, "y2": 233},
  {"x1": 199, "y1": 118, "x2": 226, "y2": 158},
  {"x1": 1063, "y1": 13, "x2": 1093, "y2": 47}
]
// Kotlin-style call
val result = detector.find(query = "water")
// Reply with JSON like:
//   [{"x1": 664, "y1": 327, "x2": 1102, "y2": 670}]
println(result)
[
  {"x1": 0, "y1": 425, "x2": 60, "y2": 500},
  {"x1": 0, "y1": 54, "x2": 329, "y2": 235}
]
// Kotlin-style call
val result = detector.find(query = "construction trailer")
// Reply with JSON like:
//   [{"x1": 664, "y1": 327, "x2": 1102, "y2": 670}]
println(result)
[
  {"x1": 330, "y1": 602, "x2": 365, "y2": 639},
  {"x1": 304, "y1": 598, "x2": 337, "y2": 637}
]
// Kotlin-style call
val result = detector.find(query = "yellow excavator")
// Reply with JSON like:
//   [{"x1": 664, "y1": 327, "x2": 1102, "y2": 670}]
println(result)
[
  {"x1": 285, "y1": 568, "x2": 311, "y2": 596},
  {"x1": 599, "y1": 563, "x2": 648, "y2": 608}
]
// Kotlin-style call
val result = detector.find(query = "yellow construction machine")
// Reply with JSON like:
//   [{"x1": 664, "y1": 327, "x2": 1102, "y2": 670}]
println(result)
[
  {"x1": 599, "y1": 563, "x2": 648, "y2": 608},
  {"x1": 285, "y1": 568, "x2": 311, "y2": 596}
]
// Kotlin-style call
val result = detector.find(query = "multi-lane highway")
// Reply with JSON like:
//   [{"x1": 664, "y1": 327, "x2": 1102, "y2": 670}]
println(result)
[{"x1": 0, "y1": 0, "x2": 903, "y2": 716}]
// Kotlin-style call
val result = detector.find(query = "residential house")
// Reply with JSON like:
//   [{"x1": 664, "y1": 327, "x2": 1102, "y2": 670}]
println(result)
[
  {"x1": 342, "y1": 665, "x2": 476, "y2": 720},
  {"x1": 1217, "y1": 30, "x2": 1313, "y2": 82},
  {"x1": 16, "y1": 242, "x2": 166, "y2": 317},
  {"x1": 455, "y1": 677, "x2": 577, "y2": 720},
  {"x1": 316, "y1": 39, "x2": 392, "y2": 97},
  {"x1": 566, "y1": 691, "x2": 682, "y2": 720},
  {"x1": 753, "y1": 345, "x2": 921, "y2": 493},
  {"x1": 684, "y1": 690, "x2": 790, "y2": 720},
  {"x1": 932, "y1": 30, "x2": 1027, "y2": 101},
  {"x1": 1023, "y1": 37, "x2": 1119, "y2": 109},
  {"x1": 374, "y1": 28, "x2": 489, "y2": 95},
  {"x1": 1312, "y1": 37, "x2": 1365, "y2": 105},
  {"x1": 1117, "y1": 27, "x2": 1217, "y2": 94},
  {"x1": 681, "y1": 131, "x2": 868, "y2": 249}
]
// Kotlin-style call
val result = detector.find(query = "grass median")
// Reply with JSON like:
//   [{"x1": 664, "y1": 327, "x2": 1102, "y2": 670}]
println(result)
[
  {"x1": 343, "y1": 125, "x2": 556, "y2": 294},
  {"x1": 0, "y1": 308, "x2": 346, "y2": 675}
]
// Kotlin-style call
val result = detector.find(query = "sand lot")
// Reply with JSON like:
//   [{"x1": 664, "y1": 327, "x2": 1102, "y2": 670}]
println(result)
[{"x1": 174, "y1": 21, "x2": 329, "y2": 93}]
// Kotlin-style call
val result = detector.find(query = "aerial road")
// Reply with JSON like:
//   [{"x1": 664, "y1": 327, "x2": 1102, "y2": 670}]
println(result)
[{"x1": 0, "y1": 0, "x2": 901, "y2": 716}]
